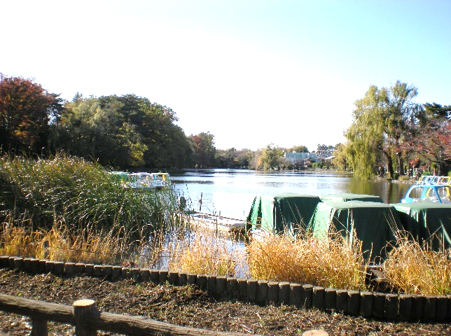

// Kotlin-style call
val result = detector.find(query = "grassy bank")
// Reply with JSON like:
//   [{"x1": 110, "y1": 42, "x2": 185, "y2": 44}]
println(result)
[{"x1": 0, "y1": 154, "x2": 182, "y2": 263}]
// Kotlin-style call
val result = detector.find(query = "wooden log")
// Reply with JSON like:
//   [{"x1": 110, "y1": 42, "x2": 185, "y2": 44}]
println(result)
[
  {"x1": 31, "y1": 316, "x2": 48, "y2": 336},
  {"x1": 38, "y1": 260, "x2": 47, "y2": 273},
  {"x1": 13, "y1": 257, "x2": 24, "y2": 269},
  {"x1": 196, "y1": 275, "x2": 207, "y2": 289},
  {"x1": 23, "y1": 258, "x2": 32, "y2": 271},
  {"x1": 447, "y1": 295, "x2": 451, "y2": 322},
  {"x1": 103, "y1": 265, "x2": 113, "y2": 278},
  {"x1": 346, "y1": 290, "x2": 360, "y2": 316},
  {"x1": 53, "y1": 261, "x2": 65, "y2": 275},
  {"x1": 111, "y1": 266, "x2": 122, "y2": 280},
  {"x1": 75, "y1": 263, "x2": 86, "y2": 275},
  {"x1": 121, "y1": 267, "x2": 131, "y2": 279},
  {"x1": 336, "y1": 290, "x2": 348, "y2": 313},
  {"x1": 279, "y1": 282, "x2": 290, "y2": 305},
  {"x1": 139, "y1": 269, "x2": 150, "y2": 282},
  {"x1": 65, "y1": 262, "x2": 76, "y2": 276},
  {"x1": 159, "y1": 270, "x2": 168, "y2": 283},
  {"x1": 301, "y1": 284, "x2": 313, "y2": 309},
  {"x1": 45, "y1": 261, "x2": 54, "y2": 273},
  {"x1": 435, "y1": 296, "x2": 447, "y2": 322},
  {"x1": 410, "y1": 295, "x2": 425, "y2": 321},
  {"x1": 179, "y1": 273, "x2": 188, "y2": 286},
  {"x1": 267, "y1": 282, "x2": 279, "y2": 305},
  {"x1": 257, "y1": 280, "x2": 268, "y2": 305},
  {"x1": 371, "y1": 292, "x2": 385, "y2": 319},
  {"x1": 423, "y1": 296, "x2": 437, "y2": 321},
  {"x1": 187, "y1": 274, "x2": 197, "y2": 285},
  {"x1": 73, "y1": 299, "x2": 98, "y2": 336},
  {"x1": 384, "y1": 294, "x2": 398, "y2": 320},
  {"x1": 0, "y1": 293, "x2": 75, "y2": 324},
  {"x1": 312, "y1": 287, "x2": 325, "y2": 310},
  {"x1": 359, "y1": 291, "x2": 373, "y2": 318},
  {"x1": 216, "y1": 276, "x2": 227, "y2": 296},
  {"x1": 0, "y1": 294, "x2": 248, "y2": 336},
  {"x1": 226, "y1": 277, "x2": 238, "y2": 298},
  {"x1": 168, "y1": 271, "x2": 179, "y2": 285},
  {"x1": 206, "y1": 275, "x2": 216, "y2": 293},
  {"x1": 247, "y1": 280, "x2": 258, "y2": 303},
  {"x1": 0, "y1": 256, "x2": 10, "y2": 268},
  {"x1": 398, "y1": 294, "x2": 413, "y2": 321},
  {"x1": 324, "y1": 288, "x2": 336, "y2": 311},
  {"x1": 131, "y1": 268, "x2": 140, "y2": 279},
  {"x1": 93, "y1": 265, "x2": 103, "y2": 277},
  {"x1": 150, "y1": 270, "x2": 160, "y2": 283},
  {"x1": 8, "y1": 256, "x2": 17, "y2": 268},
  {"x1": 30, "y1": 259, "x2": 40, "y2": 273},
  {"x1": 237, "y1": 278, "x2": 248, "y2": 300},
  {"x1": 289, "y1": 283, "x2": 302, "y2": 307},
  {"x1": 84, "y1": 264, "x2": 94, "y2": 276}
]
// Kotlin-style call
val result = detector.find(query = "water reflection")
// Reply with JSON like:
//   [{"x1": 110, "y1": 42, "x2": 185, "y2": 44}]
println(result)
[{"x1": 172, "y1": 169, "x2": 412, "y2": 219}]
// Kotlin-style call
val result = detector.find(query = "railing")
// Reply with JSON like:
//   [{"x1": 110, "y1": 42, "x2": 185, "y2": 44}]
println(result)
[{"x1": 0, "y1": 294, "x2": 245, "y2": 336}]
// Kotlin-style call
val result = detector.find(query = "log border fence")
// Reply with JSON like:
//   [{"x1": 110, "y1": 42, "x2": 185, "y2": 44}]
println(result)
[{"x1": 1, "y1": 255, "x2": 451, "y2": 331}]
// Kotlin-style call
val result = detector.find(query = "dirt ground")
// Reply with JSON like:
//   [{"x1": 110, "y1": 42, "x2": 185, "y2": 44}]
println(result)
[{"x1": 0, "y1": 268, "x2": 450, "y2": 335}]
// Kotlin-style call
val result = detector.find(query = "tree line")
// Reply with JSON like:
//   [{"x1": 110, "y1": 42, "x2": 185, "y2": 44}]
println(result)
[
  {"x1": 4, "y1": 74, "x2": 446, "y2": 177},
  {"x1": 333, "y1": 80, "x2": 451, "y2": 179},
  {"x1": 0, "y1": 74, "x2": 216, "y2": 170},
  {"x1": 0, "y1": 73, "x2": 330, "y2": 171}
]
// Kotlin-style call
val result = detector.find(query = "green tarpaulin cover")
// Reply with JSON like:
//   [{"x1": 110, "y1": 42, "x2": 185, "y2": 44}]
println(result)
[
  {"x1": 308, "y1": 200, "x2": 401, "y2": 261},
  {"x1": 320, "y1": 193, "x2": 384, "y2": 203},
  {"x1": 246, "y1": 193, "x2": 321, "y2": 234},
  {"x1": 392, "y1": 202, "x2": 451, "y2": 250}
]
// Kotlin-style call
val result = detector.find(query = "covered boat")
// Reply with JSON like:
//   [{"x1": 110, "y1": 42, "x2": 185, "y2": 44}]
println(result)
[
  {"x1": 308, "y1": 201, "x2": 402, "y2": 261},
  {"x1": 245, "y1": 193, "x2": 321, "y2": 234},
  {"x1": 320, "y1": 192, "x2": 384, "y2": 203},
  {"x1": 392, "y1": 202, "x2": 451, "y2": 250}
]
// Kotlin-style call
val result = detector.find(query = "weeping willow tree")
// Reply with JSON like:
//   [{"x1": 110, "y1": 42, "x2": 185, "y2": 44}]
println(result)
[{"x1": 336, "y1": 81, "x2": 419, "y2": 179}]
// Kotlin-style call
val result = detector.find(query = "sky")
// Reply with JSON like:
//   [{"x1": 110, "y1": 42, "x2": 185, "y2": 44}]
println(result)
[{"x1": 1, "y1": 0, "x2": 450, "y2": 152}]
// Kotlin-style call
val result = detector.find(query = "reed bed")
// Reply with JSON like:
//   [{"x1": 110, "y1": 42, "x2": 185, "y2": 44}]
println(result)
[
  {"x1": 246, "y1": 231, "x2": 368, "y2": 290},
  {"x1": 165, "y1": 229, "x2": 244, "y2": 277},
  {"x1": 0, "y1": 218, "x2": 134, "y2": 264},
  {"x1": 384, "y1": 236, "x2": 451, "y2": 295},
  {"x1": 0, "y1": 154, "x2": 179, "y2": 237}
]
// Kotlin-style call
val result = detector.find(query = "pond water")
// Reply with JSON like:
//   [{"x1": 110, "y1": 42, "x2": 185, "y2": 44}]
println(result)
[{"x1": 172, "y1": 169, "x2": 412, "y2": 219}]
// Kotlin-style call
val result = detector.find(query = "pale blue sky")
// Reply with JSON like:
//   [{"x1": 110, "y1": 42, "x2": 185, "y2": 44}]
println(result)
[{"x1": 2, "y1": 0, "x2": 450, "y2": 151}]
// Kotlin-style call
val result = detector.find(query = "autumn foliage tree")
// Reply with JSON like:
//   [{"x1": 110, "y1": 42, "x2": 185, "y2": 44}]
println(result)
[{"x1": 0, "y1": 73, "x2": 62, "y2": 154}]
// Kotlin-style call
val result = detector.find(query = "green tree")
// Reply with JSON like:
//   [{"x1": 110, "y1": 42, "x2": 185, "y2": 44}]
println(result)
[
  {"x1": 287, "y1": 145, "x2": 309, "y2": 153},
  {"x1": 343, "y1": 81, "x2": 419, "y2": 179},
  {"x1": 189, "y1": 132, "x2": 216, "y2": 168},
  {"x1": 0, "y1": 73, "x2": 62, "y2": 154},
  {"x1": 257, "y1": 144, "x2": 284, "y2": 170}
]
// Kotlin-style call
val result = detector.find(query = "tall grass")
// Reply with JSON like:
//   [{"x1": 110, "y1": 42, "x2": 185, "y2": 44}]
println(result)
[
  {"x1": 384, "y1": 236, "x2": 451, "y2": 295},
  {"x1": 0, "y1": 154, "x2": 180, "y2": 237},
  {"x1": 246, "y1": 231, "x2": 369, "y2": 290},
  {"x1": 166, "y1": 230, "x2": 242, "y2": 277},
  {"x1": 0, "y1": 218, "x2": 133, "y2": 264}
]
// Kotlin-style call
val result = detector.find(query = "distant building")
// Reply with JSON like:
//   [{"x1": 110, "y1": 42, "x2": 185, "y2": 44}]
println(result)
[
  {"x1": 285, "y1": 152, "x2": 318, "y2": 164},
  {"x1": 285, "y1": 149, "x2": 335, "y2": 164}
]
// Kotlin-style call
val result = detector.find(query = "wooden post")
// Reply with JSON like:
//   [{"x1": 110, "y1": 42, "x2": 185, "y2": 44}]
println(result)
[
  {"x1": 31, "y1": 316, "x2": 48, "y2": 336},
  {"x1": 73, "y1": 299, "x2": 98, "y2": 336}
]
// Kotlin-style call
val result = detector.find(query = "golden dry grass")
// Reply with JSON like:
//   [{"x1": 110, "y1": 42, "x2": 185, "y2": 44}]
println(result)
[
  {"x1": 246, "y1": 231, "x2": 368, "y2": 290},
  {"x1": 384, "y1": 237, "x2": 451, "y2": 295},
  {"x1": 0, "y1": 220, "x2": 131, "y2": 265},
  {"x1": 167, "y1": 230, "x2": 242, "y2": 277}
]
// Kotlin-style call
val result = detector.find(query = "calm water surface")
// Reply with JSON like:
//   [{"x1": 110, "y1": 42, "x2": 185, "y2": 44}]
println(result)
[{"x1": 172, "y1": 169, "x2": 411, "y2": 219}]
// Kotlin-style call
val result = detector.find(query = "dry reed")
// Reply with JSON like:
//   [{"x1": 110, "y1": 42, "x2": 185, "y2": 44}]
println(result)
[
  {"x1": 166, "y1": 229, "x2": 242, "y2": 277},
  {"x1": 384, "y1": 236, "x2": 451, "y2": 295},
  {"x1": 246, "y1": 231, "x2": 368, "y2": 290}
]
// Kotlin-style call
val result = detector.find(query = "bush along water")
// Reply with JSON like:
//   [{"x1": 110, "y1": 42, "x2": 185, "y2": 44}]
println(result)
[{"x1": 0, "y1": 154, "x2": 181, "y2": 263}]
